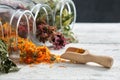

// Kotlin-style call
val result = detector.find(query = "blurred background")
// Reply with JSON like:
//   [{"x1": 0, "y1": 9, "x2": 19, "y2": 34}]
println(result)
[{"x1": 73, "y1": 0, "x2": 120, "y2": 22}]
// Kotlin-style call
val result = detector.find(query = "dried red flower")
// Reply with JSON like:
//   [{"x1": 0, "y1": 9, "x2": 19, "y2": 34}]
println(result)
[
  {"x1": 50, "y1": 32, "x2": 67, "y2": 50},
  {"x1": 36, "y1": 24, "x2": 56, "y2": 43},
  {"x1": 18, "y1": 25, "x2": 28, "y2": 38}
]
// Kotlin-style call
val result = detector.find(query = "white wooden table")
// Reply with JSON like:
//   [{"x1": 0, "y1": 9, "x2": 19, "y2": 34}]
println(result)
[{"x1": 0, "y1": 23, "x2": 120, "y2": 80}]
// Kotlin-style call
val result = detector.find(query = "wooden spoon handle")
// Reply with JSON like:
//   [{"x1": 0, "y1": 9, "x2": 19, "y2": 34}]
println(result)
[{"x1": 87, "y1": 53, "x2": 113, "y2": 68}]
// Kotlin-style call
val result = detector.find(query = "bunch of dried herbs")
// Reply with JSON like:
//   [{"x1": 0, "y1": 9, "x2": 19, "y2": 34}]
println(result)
[
  {"x1": 36, "y1": 24, "x2": 55, "y2": 43},
  {"x1": 0, "y1": 39, "x2": 19, "y2": 73},
  {"x1": 36, "y1": 9, "x2": 67, "y2": 49},
  {"x1": 36, "y1": 9, "x2": 55, "y2": 43},
  {"x1": 50, "y1": 32, "x2": 67, "y2": 49},
  {"x1": 36, "y1": 23, "x2": 67, "y2": 49}
]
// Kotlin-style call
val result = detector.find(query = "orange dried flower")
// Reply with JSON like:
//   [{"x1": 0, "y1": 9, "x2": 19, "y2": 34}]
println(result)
[{"x1": 18, "y1": 38, "x2": 52, "y2": 64}]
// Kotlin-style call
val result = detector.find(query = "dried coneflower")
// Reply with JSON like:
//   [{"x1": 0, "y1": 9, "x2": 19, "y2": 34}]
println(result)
[
  {"x1": 36, "y1": 24, "x2": 56, "y2": 43},
  {"x1": 50, "y1": 32, "x2": 67, "y2": 50},
  {"x1": 18, "y1": 25, "x2": 28, "y2": 38}
]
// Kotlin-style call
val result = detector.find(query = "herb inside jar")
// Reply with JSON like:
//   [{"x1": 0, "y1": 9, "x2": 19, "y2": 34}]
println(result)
[
  {"x1": 46, "y1": 0, "x2": 78, "y2": 43},
  {"x1": 33, "y1": 2, "x2": 67, "y2": 49}
]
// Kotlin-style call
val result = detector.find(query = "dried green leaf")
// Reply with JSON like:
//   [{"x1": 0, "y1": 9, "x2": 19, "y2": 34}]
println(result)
[{"x1": 0, "y1": 39, "x2": 19, "y2": 73}]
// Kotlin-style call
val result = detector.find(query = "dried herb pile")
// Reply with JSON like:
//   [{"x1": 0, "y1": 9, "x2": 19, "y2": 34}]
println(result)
[
  {"x1": 0, "y1": 39, "x2": 19, "y2": 73},
  {"x1": 17, "y1": 38, "x2": 59, "y2": 64}
]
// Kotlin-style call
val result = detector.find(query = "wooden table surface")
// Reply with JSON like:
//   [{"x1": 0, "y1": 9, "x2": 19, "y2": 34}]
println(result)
[{"x1": 0, "y1": 23, "x2": 120, "y2": 80}]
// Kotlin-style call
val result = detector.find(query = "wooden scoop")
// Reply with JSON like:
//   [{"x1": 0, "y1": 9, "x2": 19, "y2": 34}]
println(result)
[{"x1": 61, "y1": 47, "x2": 113, "y2": 68}]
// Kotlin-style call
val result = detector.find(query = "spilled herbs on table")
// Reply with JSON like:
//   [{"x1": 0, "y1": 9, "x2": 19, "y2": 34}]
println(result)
[
  {"x1": 0, "y1": 39, "x2": 19, "y2": 73},
  {"x1": 17, "y1": 38, "x2": 62, "y2": 64}
]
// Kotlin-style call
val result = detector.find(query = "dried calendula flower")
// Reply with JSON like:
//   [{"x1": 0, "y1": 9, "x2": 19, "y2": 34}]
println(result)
[
  {"x1": 76, "y1": 48, "x2": 85, "y2": 53},
  {"x1": 18, "y1": 38, "x2": 52, "y2": 64}
]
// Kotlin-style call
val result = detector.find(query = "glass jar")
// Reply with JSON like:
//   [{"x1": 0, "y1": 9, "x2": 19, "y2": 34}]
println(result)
[
  {"x1": 0, "y1": 4, "x2": 16, "y2": 42},
  {"x1": 31, "y1": 3, "x2": 53, "y2": 25},
  {"x1": 54, "y1": 0, "x2": 76, "y2": 30},
  {"x1": 10, "y1": 9, "x2": 35, "y2": 46},
  {"x1": 0, "y1": 4, "x2": 35, "y2": 51},
  {"x1": 30, "y1": 3, "x2": 54, "y2": 45},
  {"x1": 9, "y1": 9, "x2": 35, "y2": 62},
  {"x1": 0, "y1": 0, "x2": 35, "y2": 10},
  {"x1": 0, "y1": 4, "x2": 35, "y2": 63},
  {"x1": 54, "y1": 0, "x2": 77, "y2": 43},
  {"x1": 0, "y1": 21, "x2": 3, "y2": 38}
]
